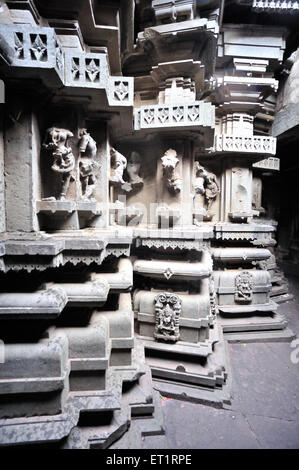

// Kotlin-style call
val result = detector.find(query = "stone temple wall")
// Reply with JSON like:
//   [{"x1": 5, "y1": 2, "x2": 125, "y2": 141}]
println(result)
[{"x1": 0, "y1": 0, "x2": 297, "y2": 448}]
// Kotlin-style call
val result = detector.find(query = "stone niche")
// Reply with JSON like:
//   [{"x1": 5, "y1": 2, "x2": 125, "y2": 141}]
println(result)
[
  {"x1": 112, "y1": 140, "x2": 221, "y2": 229},
  {"x1": 37, "y1": 109, "x2": 110, "y2": 231}
]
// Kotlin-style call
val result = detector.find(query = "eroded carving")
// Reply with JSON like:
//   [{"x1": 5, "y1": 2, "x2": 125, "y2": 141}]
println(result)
[
  {"x1": 161, "y1": 149, "x2": 182, "y2": 194},
  {"x1": 154, "y1": 292, "x2": 182, "y2": 342},
  {"x1": 235, "y1": 271, "x2": 253, "y2": 303},
  {"x1": 78, "y1": 129, "x2": 98, "y2": 201},
  {"x1": 209, "y1": 276, "x2": 218, "y2": 315},
  {"x1": 42, "y1": 127, "x2": 75, "y2": 200},
  {"x1": 193, "y1": 163, "x2": 220, "y2": 220},
  {"x1": 127, "y1": 151, "x2": 143, "y2": 189},
  {"x1": 110, "y1": 147, "x2": 127, "y2": 184},
  {"x1": 110, "y1": 147, "x2": 132, "y2": 192}
]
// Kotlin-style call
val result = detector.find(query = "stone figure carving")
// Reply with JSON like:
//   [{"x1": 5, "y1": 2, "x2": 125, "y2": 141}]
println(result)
[
  {"x1": 126, "y1": 151, "x2": 143, "y2": 189},
  {"x1": 110, "y1": 147, "x2": 127, "y2": 184},
  {"x1": 78, "y1": 128, "x2": 98, "y2": 200},
  {"x1": 193, "y1": 163, "x2": 220, "y2": 215},
  {"x1": 154, "y1": 292, "x2": 182, "y2": 342},
  {"x1": 42, "y1": 127, "x2": 75, "y2": 200},
  {"x1": 161, "y1": 148, "x2": 182, "y2": 194},
  {"x1": 235, "y1": 271, "x2": 253, "y2": 303},
  {"x1": 110, "y1": 147, "x2": 132, "y2": 192}
]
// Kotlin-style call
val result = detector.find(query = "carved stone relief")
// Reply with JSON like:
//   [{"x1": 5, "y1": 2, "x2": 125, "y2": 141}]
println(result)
[
  {"x1": 235, "y1": 271, "x2": 253, "y2": 303},
  {"x1": 42, "y1": 127, "x2": 75, "y2": 200},
  {"x1": 110, "y1": 147, "x2": 132, "y2": 192},
  {"x1": 78, "y1": 128, "x2": 98, "y2": 201},
  {"x1": 126, "y1": 151, "x2": 144, "y2": 190},
  {"x1": 193, "y1": 162, "x2": 220, "y2": 221},
  {"x1": 154, "y1": 292, "x2": 182, "y2": 342},
  {"x1": 161, "y1": 148, "x2": 182, "y2": 194}
]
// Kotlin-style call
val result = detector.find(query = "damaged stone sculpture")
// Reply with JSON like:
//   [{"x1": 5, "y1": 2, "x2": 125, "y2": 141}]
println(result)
[
  {"x1": 193, "y1": 162, "x2": 220, "y2": 222},
  {"x1": 126, "y1": 151, "x2": 144, "y2": 189},
  {"x1": 42, "y1": 127, "x2": 75, "y2": 201},
  {"x1": 110, "y1": 147, "x2": 132, "y2": 192},
  {"x1": 161, "y1": 148, "x2": 182, "y2": 194},
  {"x1": 78, "y1": 128, "x2": 98, "y2": 201}
]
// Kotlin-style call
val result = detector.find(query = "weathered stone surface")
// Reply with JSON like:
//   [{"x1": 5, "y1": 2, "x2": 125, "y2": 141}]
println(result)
[{"x1": 0, "y1": 0, "x2": 296, "y2": 448}]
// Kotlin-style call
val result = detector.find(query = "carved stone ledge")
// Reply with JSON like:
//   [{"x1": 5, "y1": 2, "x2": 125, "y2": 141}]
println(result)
[
  {"x1": 138, "y1": 17, "x2": 219, "y2": 43},
  {"x1": 36, "y1": 200, "x2": 76, "y2": 215},
  {"x1": 0, "y1": 233, "x2": 132, "y2": 272},
  {"x1": 76, "y1": 202, "x2": 102, "y2": 216},
  {"x1": 228, "y1": 211, "x2": 258, "y2": 222},
  {"x1": 218, "y1": 300, "x2": 277, "y2": 313},
  {"x1": 0, "y1": 286, "x2": 68, "y2": 319},
  {"x1": 135, "y1": 237, "x2": 210, "y2": 251},
  {"x1": 212, "y1": 247, "x2": 271, "y2": 263},
  {"x1": 1, "y1": 239, "x2": 65, "y2": 256},
  {"x1": 214, "y1": 224, "x2": 276, "y2": 243},
  {"x1": 133, "y1": 255, "x2": 212, "y2": 280}
]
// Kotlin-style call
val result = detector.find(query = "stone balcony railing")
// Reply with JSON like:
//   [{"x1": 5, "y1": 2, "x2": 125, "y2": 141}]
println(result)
[
  {"x1": 134, "y1": 101, "x2": 215, "y2": 132},
  {"x1": 214, "y1": 134, "x2": 277, "y2": 155},
  {"x1": 0, "y1": 23, "x2": 134, "y2": 108},
  {"x1": 253, "y1": 157, "x2": 280, "y2": 170},
  {"x1": 64, "y1": 50, "x2": 133, "y2": 106},
  {"x1": 252, "y1": 0, "x2": 299, "y2": 10},
  {"x1": 1, "y1": 23, "x2": 64, "y2": 82}
]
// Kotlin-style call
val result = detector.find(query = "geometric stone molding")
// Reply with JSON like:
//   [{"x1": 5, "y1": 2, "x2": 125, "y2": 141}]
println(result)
[
  {"x1": 214, "y1": 224, "x2": 276, "y2": 245},
  {"x1": 0, "y1": 23, "x2": 64, "y2": 83},
  {"x1": 0, "y1": 24, "x2": 134, "y2": 108},
  {"x1": 65, "y1": 50, "x2": 134, "y2": 107},
  {"x1": 134, "y1": 101, "x2": 215, "y2": 133},
  {"x1": 0, "y1": 233, "x2": 132, "y2": 272},
  {"x1": 135, "y1": 237, "x2": 210, "y2": 251},
  {"x1": 214, "y1": 134, "x2": 277, "y2": 155},
  {"x1": 252, "y1": 0, "x2": 299, "y2": 12},
  {"x1": 253, "y1": 157, "x2": 280, "y2": 170}
]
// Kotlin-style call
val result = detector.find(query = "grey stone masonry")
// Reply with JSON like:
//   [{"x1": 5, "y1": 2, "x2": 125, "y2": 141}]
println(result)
[{"x1": 0, "y1": 0, "x2": 297, "y2": 447}]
